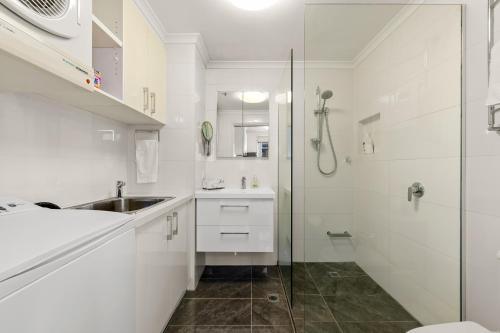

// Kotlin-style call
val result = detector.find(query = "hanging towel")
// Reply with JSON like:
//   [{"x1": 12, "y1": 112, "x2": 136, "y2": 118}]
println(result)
[
  {"x1": 135, "y1": 131, "x2": 159, "y2": 184},
  {"x1": 487, "y1": 44, "x2": 500, "y2": 106}
]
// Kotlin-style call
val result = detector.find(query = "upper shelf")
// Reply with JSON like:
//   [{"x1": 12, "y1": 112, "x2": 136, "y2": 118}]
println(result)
[
  {"x1": 92, "y1": 15, "x2": 123, "y2": 48},
  {"x1": 0, "y1": 30, "x2": 162, "y2": 126}
]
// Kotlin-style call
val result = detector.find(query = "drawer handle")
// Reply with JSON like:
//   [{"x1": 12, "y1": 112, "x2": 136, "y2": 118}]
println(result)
[
  {"x1": 220, "y1": 232, "x2": 250, "y2": 235},
  {"x1": 220, "y1": 205, "x2": 250, "y2": 208}
]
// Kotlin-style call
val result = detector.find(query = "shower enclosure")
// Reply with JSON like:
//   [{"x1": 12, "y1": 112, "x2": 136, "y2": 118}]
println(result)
[{"x1": 278, "y1": 4, "x2": 463, "y2": 332}]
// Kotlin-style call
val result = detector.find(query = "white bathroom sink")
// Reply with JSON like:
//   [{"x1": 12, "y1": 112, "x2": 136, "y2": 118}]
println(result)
[{"x1": 195, "y1": 188, "x2": 275, "y2": 199}]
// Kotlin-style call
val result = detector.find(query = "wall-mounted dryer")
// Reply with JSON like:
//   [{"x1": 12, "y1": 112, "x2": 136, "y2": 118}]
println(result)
[{"x1": 0, "y1": 0, "x2": 81, "y2": 38}]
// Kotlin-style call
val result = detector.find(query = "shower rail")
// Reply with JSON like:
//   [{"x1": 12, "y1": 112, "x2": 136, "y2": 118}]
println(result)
[{"x1": 488, "y1": 0, "x2": 500, "y2": 131}]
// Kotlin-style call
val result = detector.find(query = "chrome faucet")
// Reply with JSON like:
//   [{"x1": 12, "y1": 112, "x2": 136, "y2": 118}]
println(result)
[
  {"x1": 116, "y1": 181, "x2": 126, "y2": 198},
  {"x1": 241, "y1": 177, "x2": 247, "y2": 189}
]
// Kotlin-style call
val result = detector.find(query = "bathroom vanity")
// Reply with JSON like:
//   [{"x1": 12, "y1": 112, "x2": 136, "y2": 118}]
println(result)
[{"x1": 195, "y1": 188, "x2": 274, "y2": 253}]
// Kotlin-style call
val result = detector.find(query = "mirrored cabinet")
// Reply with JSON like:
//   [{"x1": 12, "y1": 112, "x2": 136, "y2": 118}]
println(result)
[{"x1": 216, "y1": 91, "x2": 270, "y2": 159}]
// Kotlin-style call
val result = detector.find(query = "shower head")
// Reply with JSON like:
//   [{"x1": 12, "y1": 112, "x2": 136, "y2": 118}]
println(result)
[{"x1": 321, "y1": 90, "x2": 333, "y2": 100}]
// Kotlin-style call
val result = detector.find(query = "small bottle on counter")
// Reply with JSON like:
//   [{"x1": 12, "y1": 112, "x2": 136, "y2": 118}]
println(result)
[{"x1": 251, "y1": 175, "x2": 259, "y2": 188}]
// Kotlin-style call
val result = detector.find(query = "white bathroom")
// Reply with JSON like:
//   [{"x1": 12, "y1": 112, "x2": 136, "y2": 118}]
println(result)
[{"x1": 0, "y1": 0, "x2": 499, "y2": 333}]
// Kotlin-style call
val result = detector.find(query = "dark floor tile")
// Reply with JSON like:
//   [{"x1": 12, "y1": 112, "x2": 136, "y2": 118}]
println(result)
[
  {"x1": 291, "y1": 294, "x2": 334, "y2": 323},
  {"x1": 339, "y1": 321, "x2": 421, "y2": 333},
  {"x1": 201, "y1": 266, "x2": 252, "y2": 281},
  {"x1": 292, "y1": 270, "x2": 320, "y2": 295},
  {"x1": 164, "y1": 326, "x2": 251, "y2": 333},
  {"x1": 294, "y1": 320, "x2": 342, "y2": 333},
  {"x1": 252, "y1": 298, "x2": 293, "y2": 326},
  {"x1": 306, "y1": 262, "x2": 365, "y2": 279},
  {"x1": 252, "y1": 326, "x2": 295, "y2": 332},
  {"x1": 169, "y1": 299, "x2": 251, "y2": 326},
  {"x1": 185, "y1": 279, "x2": 251, "y2": 299},
  {"x1": 253, "y1": 266, "x2": 281, "y2": 280},
  {"x1": 313, "y1": 275, "x2": 383, "y2": 297},
  {"x1": 323, "y1": 293, "x2": 416, "y2": 323},
  {"x1": 253, "y1": 278, "x2": 285, "y2": 298}
]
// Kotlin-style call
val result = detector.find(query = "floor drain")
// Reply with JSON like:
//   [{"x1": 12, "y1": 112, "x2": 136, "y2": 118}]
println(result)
[
  {"x1": 327, "y1": 271, "x2": 340, "y2": 278},
  {"x1": 267, "y1": 293, "x2": 280, "y2": 303}
]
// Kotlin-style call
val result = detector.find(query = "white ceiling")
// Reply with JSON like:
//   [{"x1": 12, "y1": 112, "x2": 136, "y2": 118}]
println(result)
[
  {"x1": 305, "y1": 4, "x2": 403, "y2": 61},
  {"x1": 146, "y1": 0, "x2": 403, "y2": 62}
]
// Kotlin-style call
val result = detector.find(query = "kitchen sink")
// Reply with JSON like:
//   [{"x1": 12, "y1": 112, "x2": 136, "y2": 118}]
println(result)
[{"x1": 69, "y1": 196, "x2": 175, "y2": 214}]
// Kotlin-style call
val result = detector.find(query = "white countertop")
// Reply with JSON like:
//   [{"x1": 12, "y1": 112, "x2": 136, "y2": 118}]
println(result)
[
  {"x1": 195, "y1": 188, "x2": 275, "y2": 199},
  {"x1": 130, "y1": 193, "x2": 193, "y2": 229}
]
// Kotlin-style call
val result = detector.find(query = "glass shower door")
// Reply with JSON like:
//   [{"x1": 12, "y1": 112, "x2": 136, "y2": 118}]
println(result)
[
  {"x1": 277, "y1": 50, "x2": 293, "y2": 305},
  {"x1": 301, "y1": 4, "x2": 463, "y2": 332}
]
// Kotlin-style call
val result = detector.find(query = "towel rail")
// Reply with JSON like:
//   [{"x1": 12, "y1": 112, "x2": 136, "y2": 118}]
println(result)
[{"x1": 489, "y1": 0, "x2": 500, "y2": 130}]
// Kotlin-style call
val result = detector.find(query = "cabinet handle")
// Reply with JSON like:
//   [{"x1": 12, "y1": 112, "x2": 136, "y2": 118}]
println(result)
[
  {"x1": 143, "y1": 87, "x2": 149, "y2": 112},
  {"x1": 173, "y1": 212, "x2": 178, "y2": 236},
  {"x1": 150, "y1": 92, "x2": 156, "y2": 115},
  {"x1": 220, "y1": 205, "x2": 250, "y2": 208},
  {"x1": 220, "y1": 232, "x2": 250, "y2": 235},
  {"x1": 166, "y1": 215, "x2": 173, "y2": 240}
]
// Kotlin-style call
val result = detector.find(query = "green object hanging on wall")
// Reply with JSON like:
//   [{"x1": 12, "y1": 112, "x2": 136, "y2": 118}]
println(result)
[{"x1": 201, "y1": 121, "x2": 213, "y2": 156}]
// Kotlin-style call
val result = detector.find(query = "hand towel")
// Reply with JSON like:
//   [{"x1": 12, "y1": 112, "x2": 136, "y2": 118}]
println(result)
[
  {"x1": 135, "y1": 131, "x2": 159, "y2": 184},
  {"x1": 487, "y1": 44, "x2": 500, "y2": 106}
]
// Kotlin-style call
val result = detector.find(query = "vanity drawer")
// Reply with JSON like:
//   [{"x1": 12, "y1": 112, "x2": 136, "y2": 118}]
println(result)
[
  {"x1": 197, "y1": 225, "x2": 273, "y2": 252},
  {"x1": 196, "y1": 198, "x2": 273, "y2": 226}
]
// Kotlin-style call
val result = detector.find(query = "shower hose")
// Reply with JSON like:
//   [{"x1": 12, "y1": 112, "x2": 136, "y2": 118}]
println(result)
[{"x1": 317, "y1": 111, "x2": 338, "y2": 176}]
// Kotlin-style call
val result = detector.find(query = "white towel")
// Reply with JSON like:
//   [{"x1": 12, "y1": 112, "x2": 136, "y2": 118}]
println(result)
[
  {"x1": 487, "y1": 44, "x2": 500, "y2": 106},
  {"x1": 135, "y1": 132, "x2": 159, "y2": 184}
]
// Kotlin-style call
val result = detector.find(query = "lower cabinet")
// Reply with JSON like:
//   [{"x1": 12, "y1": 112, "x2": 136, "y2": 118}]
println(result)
[
  {"x1": 136, "y1": 201, "x2": 189, "y2": 333},
  {"x1": 196, "y1": 197, "x2": 274, "y2": 253}
]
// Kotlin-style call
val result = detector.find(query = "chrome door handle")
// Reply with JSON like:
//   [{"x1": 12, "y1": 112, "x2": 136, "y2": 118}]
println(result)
[
  {"x1": 143, "y1": 87, "x2": 149, "y2": 112},
  {"x1": 220, "y1": 205, "x2": 250, "y2": 208},
  {"x1": 166, "y1": 215, "x2": 173, "y2": 240},
  {"x1": 173, "y1": 212, "x2": 178, "y2": 236},
  {"x1": 408, "y1": 182, "x2": 425, "y2": 202},
  {"x1": 150, "y1": 92, "x2": 156, "y2": 115}
]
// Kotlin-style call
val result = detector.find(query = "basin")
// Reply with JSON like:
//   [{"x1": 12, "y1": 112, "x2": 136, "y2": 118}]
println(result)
[{"x1": 70, "y1": 196, "x2": 174, "y2": 214}]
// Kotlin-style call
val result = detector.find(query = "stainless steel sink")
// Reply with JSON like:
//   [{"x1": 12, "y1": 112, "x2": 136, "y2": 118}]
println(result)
[{"x1": 69, "y1": 196, "x2": 175, "y2": 214}]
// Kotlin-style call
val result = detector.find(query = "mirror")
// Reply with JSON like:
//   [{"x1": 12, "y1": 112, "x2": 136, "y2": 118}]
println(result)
[{"x1": 216, "y1": 91, "x2": 270, "y2": 159}]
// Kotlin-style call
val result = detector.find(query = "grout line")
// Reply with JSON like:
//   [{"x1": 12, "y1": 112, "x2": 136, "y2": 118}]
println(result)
[
  {"x1": 277, "y1": 265, "x2": 298, "y2": 333},
  {"x1": 305, "y1": 263, "x2": 344, "y2": 333}
]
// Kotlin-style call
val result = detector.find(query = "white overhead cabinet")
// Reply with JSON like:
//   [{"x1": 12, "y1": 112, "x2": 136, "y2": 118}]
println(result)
[
  {"x1": 136, "y1": 202, "x2": 189, "y2": 333},
  {"x1": 123, "y1": 0, "x2": 166, "y2": 123},
  {"x1": 0, "y1": 0, "x2": 167, "y2": 125}
]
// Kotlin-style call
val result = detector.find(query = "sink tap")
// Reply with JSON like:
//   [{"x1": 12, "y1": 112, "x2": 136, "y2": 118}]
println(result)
[
  {"x1": 241, "y1": 177, "x2": 247, "y2": 189},
  {"x1": 116, "y1": 181, "x2": 126, "y2": 198}
]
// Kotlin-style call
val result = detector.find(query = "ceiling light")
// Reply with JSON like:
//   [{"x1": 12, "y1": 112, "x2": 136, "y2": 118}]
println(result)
[
  {"x1": 236, "y1": 91, "x2": 269, "y2": 104},
  {"x1": 229, "y1": 0, "x2": 278, "y2": 11}
]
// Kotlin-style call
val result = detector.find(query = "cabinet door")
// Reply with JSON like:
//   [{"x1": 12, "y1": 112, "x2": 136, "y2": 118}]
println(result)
[
  {"x1": 167, "y1": 204, "x2": 188, "y2": 311},
  {"x1": 136, "y1": 213, "x2": 173, "y2": 333},
  {"x1": 147, "y1": 29, "x2": 167, "y2": 122},
  {"x1": 123, "y1": 0, "x2": 149, "y2": 112}
]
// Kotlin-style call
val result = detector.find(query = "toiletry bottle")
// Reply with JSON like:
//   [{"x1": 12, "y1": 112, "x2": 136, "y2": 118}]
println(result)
[{"x1": 252, "y1": 175, "x2": 259, "y2": 188}]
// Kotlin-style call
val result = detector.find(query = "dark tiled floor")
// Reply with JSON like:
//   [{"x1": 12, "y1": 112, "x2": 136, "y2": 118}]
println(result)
[
  {"x1": 165, "y1": 266, "x2": 294, "y2": 333},
  {"x1": 290, "y1": 262, "x2": 421, "y2": 333}
]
